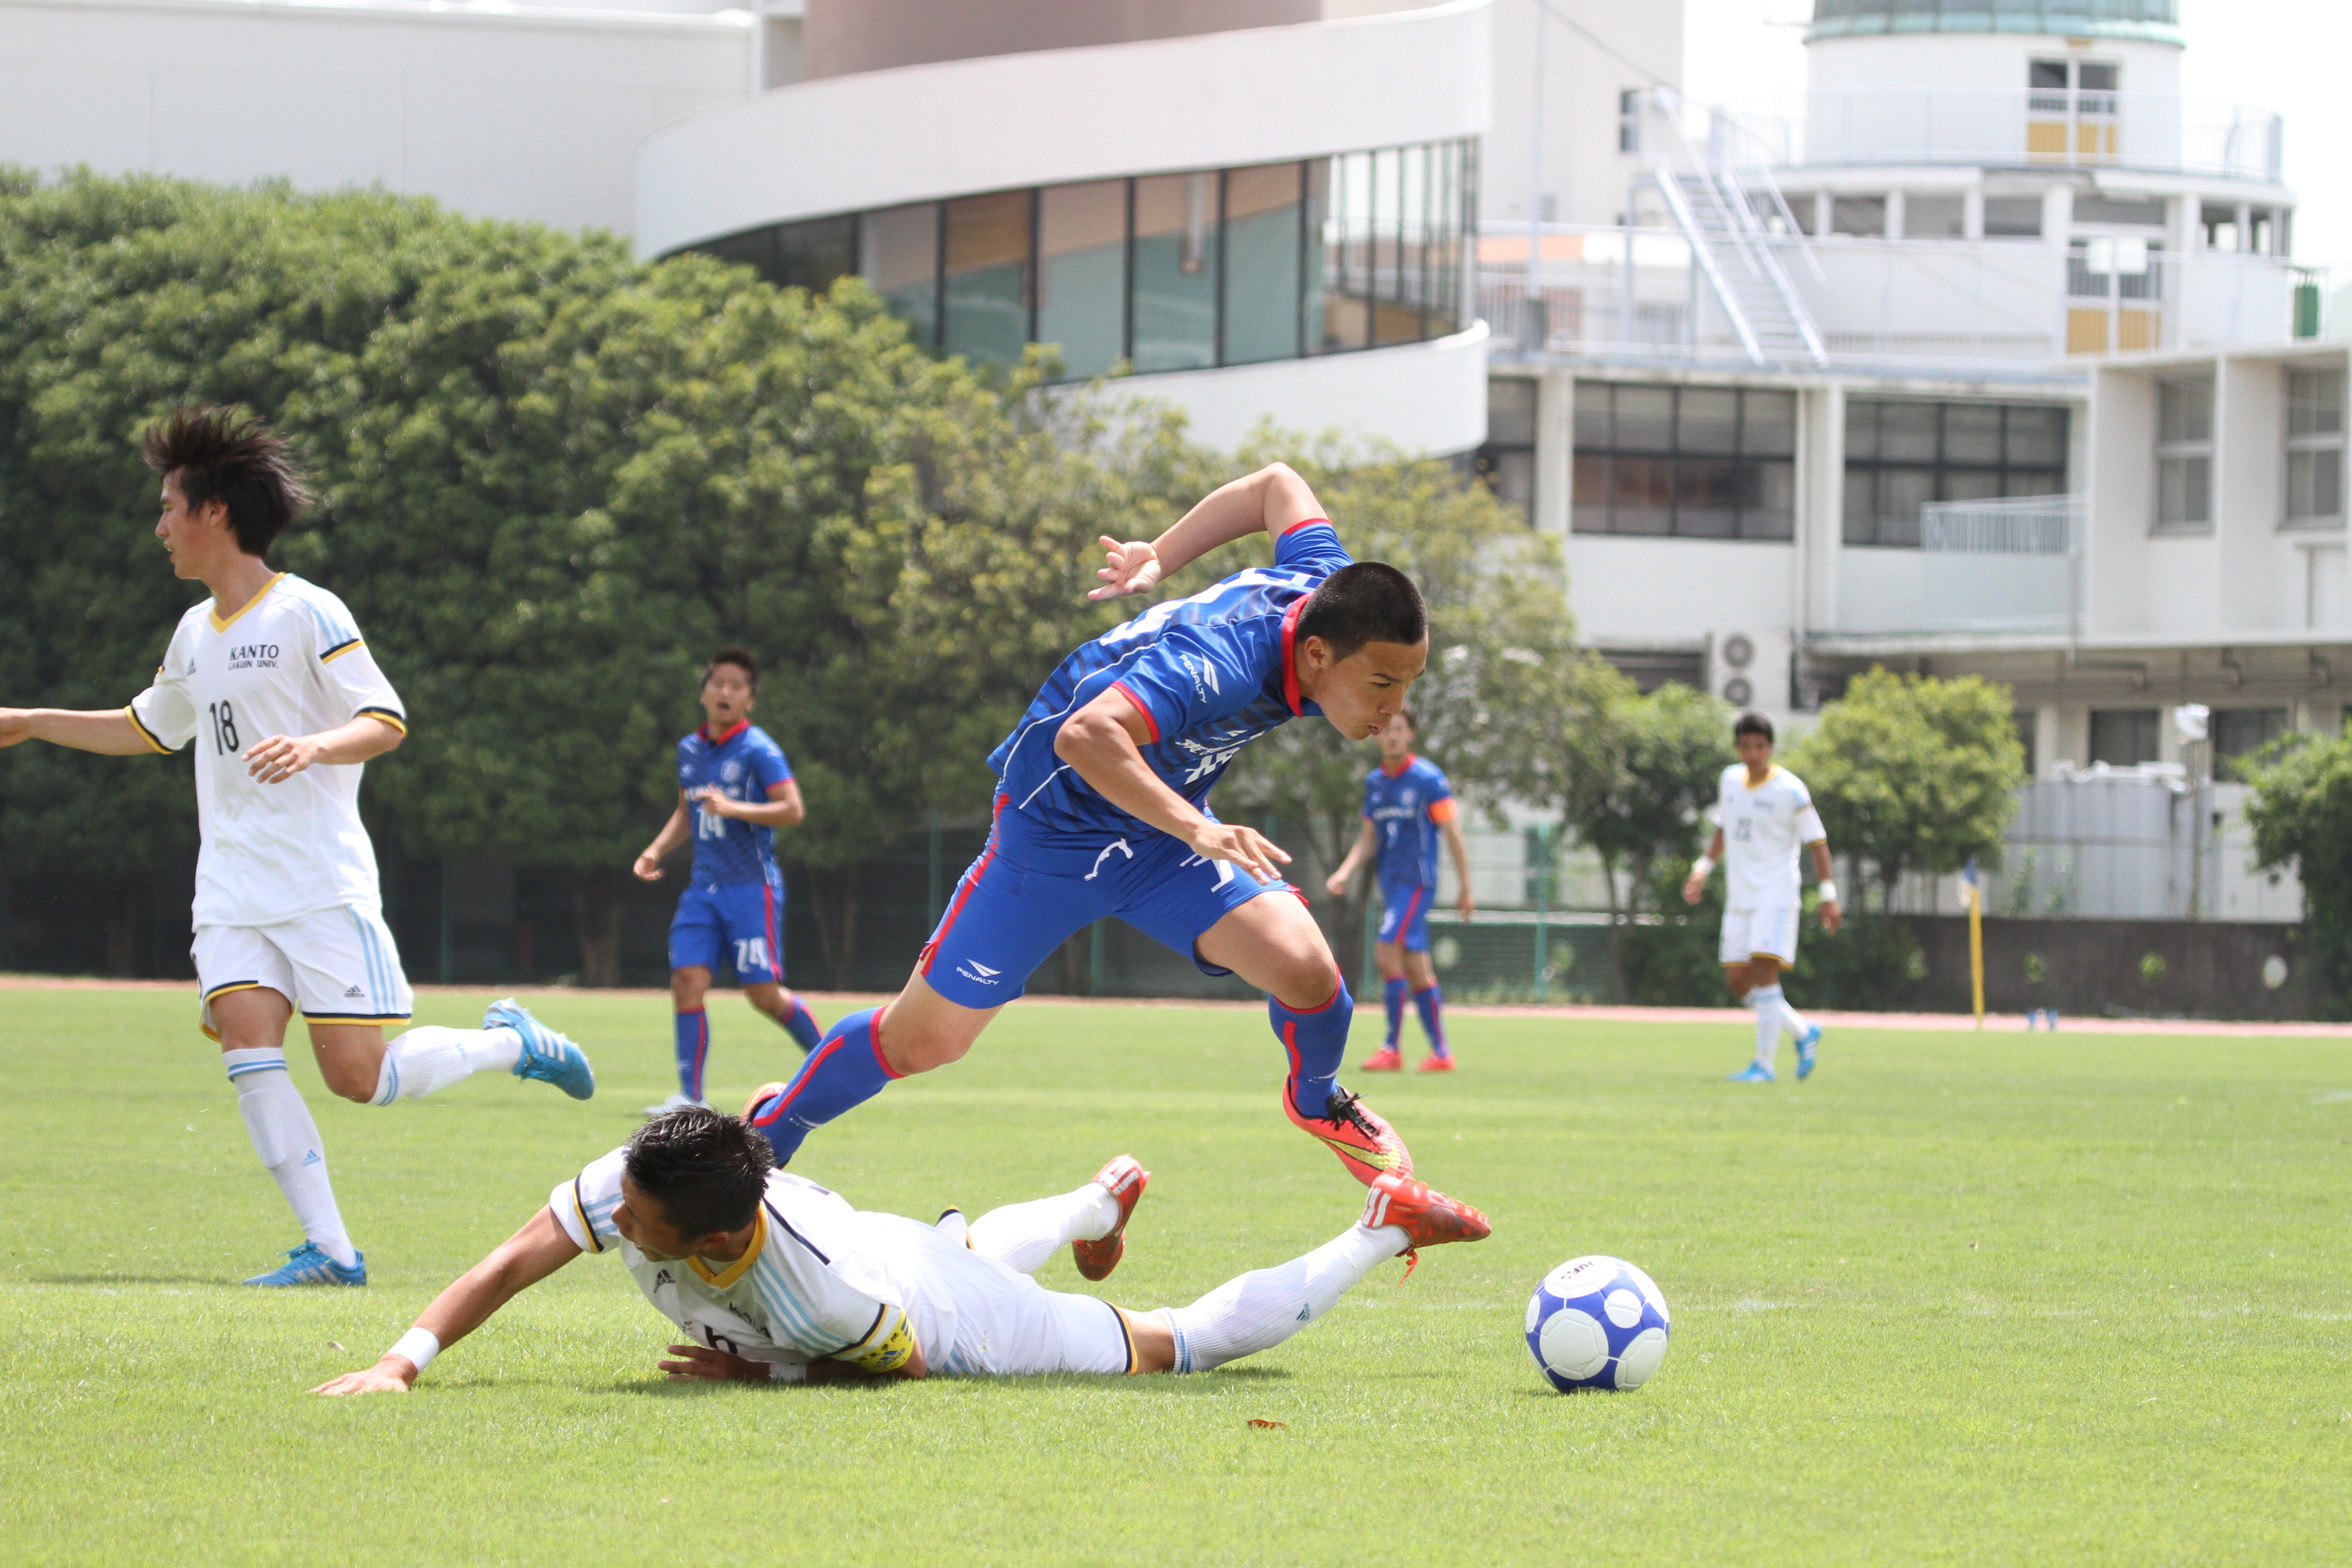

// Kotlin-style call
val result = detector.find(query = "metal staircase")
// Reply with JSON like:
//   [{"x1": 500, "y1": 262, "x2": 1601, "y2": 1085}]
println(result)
[{"x1": 1640, "y1": 89, "x2": 1828, "y2": 368}]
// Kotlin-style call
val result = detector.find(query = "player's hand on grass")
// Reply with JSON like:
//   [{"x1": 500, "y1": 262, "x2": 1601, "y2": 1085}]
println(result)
[
  {"x1": 1818, "y1": 898, "x2": 1842, "y2": 935},
  {"x1": 244, "y1": 733, "x2": 323, "y2": 784},
  {"x1": 1088, "y1": 537, "x2": 1161, "y2": 601},
  {"x1": 309, "y1": 1356, "x2": 417, "y2": 1396},
  {"x1": 660, "y1": 1342, "x2": 769, "y2": 1382},
  {"x1": 1185, "y1": 821, "x2": 1290, "y2": 885}
]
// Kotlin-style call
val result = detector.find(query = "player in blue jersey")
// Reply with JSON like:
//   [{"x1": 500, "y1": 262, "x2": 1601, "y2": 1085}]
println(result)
[
  {"x1": 633, "y1": 649, "x2": 823, "y2": 1108},
  {"x1": 1324, "y1": 708, "x2": 1474, "y2": 1072},
  {"x1": 746, "y1": 463, "x2": 1431, "y2": 1188}
]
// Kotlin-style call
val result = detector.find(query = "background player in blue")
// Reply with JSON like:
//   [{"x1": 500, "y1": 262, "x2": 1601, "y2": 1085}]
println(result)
[
  {"x1": 1323, "y1": 707, "x2": 1473, "y2": 1072},
  {"x1": 632, "y1": 649, "x2": 823, "y2": 1107},
  {"x1": 748, "y1": 462, "x2": 1432, "y2": 1189}
]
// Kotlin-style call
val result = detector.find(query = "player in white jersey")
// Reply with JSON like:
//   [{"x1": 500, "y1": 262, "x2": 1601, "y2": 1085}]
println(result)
[
  {"x1": 1682, "y1": 712, "x2": 1842, "y2": 1083},
  {"x1": 0, "y1": 408, "x2": 596, "y2": 1287},
  {"x1": 309, "y1": 1105, "x2": 1490, "y2": 1395}
]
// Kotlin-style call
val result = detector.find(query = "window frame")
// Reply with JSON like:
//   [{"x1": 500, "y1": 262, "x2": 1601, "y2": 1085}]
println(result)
[
  {"x1": 1841, "y1": 399, "x2": 2072, "y2": 548},
  {"x1": 2283, "y1": 363, "x2": 2346, "y2": 531},
  {"x1": 2152, "y1": 372, "x2": 2215, "y2": 536},
  {"x1": 1571, "y1": 382, "x2": 1798, "y2": 542}
]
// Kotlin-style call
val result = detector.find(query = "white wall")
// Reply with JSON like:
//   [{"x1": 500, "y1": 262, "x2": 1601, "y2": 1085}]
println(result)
[
  {"x1": 636, "y1": 0, "x2": 1490, "y2": 254},
  {"x1": 1806, "y1": 33, "x2": 2183, "y2": 103},
  {"x1": 0, "y1": 0, "x2": 748, "y2": 234},
  {"x1": 1122, "y1": 321, "x2": 1489, "y2": 456},
  {"x1": 1480, "y1": 0, "x2": 1678, "y2": 228}
]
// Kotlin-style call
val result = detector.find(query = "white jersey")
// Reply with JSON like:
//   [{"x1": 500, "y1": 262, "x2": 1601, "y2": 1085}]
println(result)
[
  {"x1": 554, "y1": 1150, "x2": 1025, "y2": 1377},
  {"x1": 1714, "y1": 763, "x2": 1827, "y2": 911},
  {"x1": 126, "y1": 573, "x2": 406, "y2": 928}
]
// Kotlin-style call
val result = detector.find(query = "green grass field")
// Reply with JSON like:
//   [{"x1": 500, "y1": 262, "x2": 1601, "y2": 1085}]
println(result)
[{"x1": 3, "y1": 985, "x2": 2350, "y2": 1565}]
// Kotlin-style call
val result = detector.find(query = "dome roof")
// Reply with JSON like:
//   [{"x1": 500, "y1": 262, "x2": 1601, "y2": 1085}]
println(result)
[{"x1": 1808, "y1": 0, "x2": 2181, "y2": 45}]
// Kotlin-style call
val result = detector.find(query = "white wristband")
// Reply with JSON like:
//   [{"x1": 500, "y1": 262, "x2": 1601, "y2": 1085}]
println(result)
[
  {"x1": 767, "y1": 1360, "x2": 809, "y2": 1383},
  {"x1": 1817, "y1": 881, "x2": 1839, "y2": 905},
  {"x1": 1690, "y1": 855, "x2": 1714, "y2": 879},
  {"x1": 388, "y1": 1327, "x2": 440, "y2": 1374}
]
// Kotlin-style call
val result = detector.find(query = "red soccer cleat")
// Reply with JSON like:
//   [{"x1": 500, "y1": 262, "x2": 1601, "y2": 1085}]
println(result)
[
  {"x1": 1416, "y1": 1053, "x2": 1456, "y2": 1073},
  {"x1": 1071, "y1": 1155, "x2": 1150, "y2": 1283},
  {"x1": 1359, "y1": 1172, "x2": 1491, "y2": 1277},
  {"x1": 742, "y1": 1081, "x2": 788, "y2": 1121},
  {"x1": 1283, "y1": 1081, "x2": 1414, "y2": 1186},
  {"x1": 1361, "y1": 1048, "x2": 1404, "y2": 1072}
]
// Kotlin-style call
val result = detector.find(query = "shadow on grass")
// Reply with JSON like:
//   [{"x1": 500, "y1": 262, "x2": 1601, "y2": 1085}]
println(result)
[{"x1": 600, "y1": 1365, "x2": 1296, "y2": 1397}]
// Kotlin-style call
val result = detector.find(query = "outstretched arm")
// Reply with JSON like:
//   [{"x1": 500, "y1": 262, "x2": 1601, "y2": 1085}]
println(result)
[
  {"x1": 1090, "y1": 462, "x2": 1327, "y2": 601},
  {"x1": 0, "y1": 708, "x2": 154, "y2": 756},
  {"x1": 1324, "y1": 819, "x2": 1378, "y2": 899},
  {"x1": 310, "y1": 1208, "x2": 582, "y2": 1395}
]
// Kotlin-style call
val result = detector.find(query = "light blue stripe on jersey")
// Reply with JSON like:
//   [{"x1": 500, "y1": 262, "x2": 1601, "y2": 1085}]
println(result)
[{"x1": 750, "y1": 1252, "x2": 829, "y2": 1354}]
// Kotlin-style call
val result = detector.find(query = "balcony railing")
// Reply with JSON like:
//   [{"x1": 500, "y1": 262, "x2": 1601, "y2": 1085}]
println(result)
[
  {"x1": 1727, "y1": 90, "x2": 2283, "y2": 183},
  {"x1": 1480, "y1": 223, "x2": 2308, "y2": 373},
  {"x1": 1833, "y1": 495, "x2": 2083, "y2": 638}
]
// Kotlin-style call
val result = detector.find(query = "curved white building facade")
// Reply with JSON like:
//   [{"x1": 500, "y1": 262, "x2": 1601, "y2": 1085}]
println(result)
[{"x1": 636, "y1": 0, "x2": 1494, "y2": 455}]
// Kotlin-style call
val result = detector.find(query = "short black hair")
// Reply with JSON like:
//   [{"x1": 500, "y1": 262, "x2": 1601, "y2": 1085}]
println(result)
[
  {"x1": 142, "y1": 407, "x2": 310, "y2": 557},
  {"x1": 622, "y1": 1106, "x2": 773, "y2": 1238},
  {"x1": 703, "y1": 647, "x2": 759, "y2": 692},
  {"x1": 1734, "y1": 711, "x2": 1775, "y2": 744},
  {"x1": 1297, "y1": 562, "x2": 1427, "y2": 663}
]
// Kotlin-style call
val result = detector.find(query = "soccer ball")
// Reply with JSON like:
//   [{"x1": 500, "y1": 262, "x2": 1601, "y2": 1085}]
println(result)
[{"x1": 1524, "y1": 1255, "x2": 1671, "y2": 1392}]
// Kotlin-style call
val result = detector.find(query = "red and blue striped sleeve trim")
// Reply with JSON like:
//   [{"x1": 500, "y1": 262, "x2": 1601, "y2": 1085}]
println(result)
[{"x1": 1109, "y1": 681, "x2": 1161, "y2": 743}]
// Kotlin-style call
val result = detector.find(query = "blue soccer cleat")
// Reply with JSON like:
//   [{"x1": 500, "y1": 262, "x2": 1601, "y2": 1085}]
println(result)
[
  {"x1": 1795, "y1": 1024, "x2": 1822, "y2": 1080},
  {"x1": 486, "y1": 997, "x2": 596, "y2": 1100},
  {"x1": 1727, "y1": 1062, "x2": 1776, "y2": 1084},
  {"x1": 244, "y1": 1241, "x2": 367, "y2": 1287}
]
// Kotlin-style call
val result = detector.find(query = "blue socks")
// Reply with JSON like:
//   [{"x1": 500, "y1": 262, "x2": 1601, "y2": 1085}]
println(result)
[
  {"x1": 747, "y1": 1007, "x2": 898, "y2": 1165},
  {"x1": 777, "y1": 996, "x2": 824, "y2": 1054},
  {"x1": 673, "y1": 1009, "x2": 709, "y2": 1101},
  {"x1": 1382, "y1": 977, "x2": 1406, "y2": 1048},
  {"x1": 1412, "y1": 984, "x2": 1450, "y2": 1058},
  {"x1": 1272, "y1": 978, "x2": 1352, "y2": 1117}
]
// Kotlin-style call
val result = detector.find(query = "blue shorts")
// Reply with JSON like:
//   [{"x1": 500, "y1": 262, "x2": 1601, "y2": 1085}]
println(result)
[
  {"x1": 670, "y1": 878, "x2": 786, "y2": 985},
  {"x1": 1376, "y1": 883, "x2": 1436, "y2": 953},
  {"x1": 917, "y1": 799, "x2": 1298, "y2": 1008}
]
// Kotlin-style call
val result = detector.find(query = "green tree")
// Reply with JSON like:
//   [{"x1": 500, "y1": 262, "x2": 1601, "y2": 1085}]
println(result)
[
  {"x1": 2241, "y1": 730, "x2": 2352, "y2": 1014},
  {"x1": 1783, "y1": 667, "x2": 2026, "y2": 908}
]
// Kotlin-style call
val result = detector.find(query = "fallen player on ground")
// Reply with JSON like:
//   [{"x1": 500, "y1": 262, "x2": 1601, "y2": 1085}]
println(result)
[{"x1": 312, "y1": 1106, "x2": 1490, "y2": 1392}]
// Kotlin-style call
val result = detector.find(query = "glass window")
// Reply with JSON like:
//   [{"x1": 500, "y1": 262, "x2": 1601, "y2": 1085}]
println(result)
[
  {"x1": 2089, "y1": 708, "x2": 2160, "y2": 768},
  {"x1": 774, "y1": 216, "x2": 856, "y2": 295},
  {"x1": 1221, "y1": 163, "x2": 1302, "y2": 366},
  {"x1": 1573, "y1": 383, "x2": 1794, "y2": 540},
  {"x1": 942, "y1": 190, "x2": 1033, "y2": 366},
  {"x1": 1844, "y1": 399, "x2": 2074, "y2": 545},
  {"x1": 1131, "y1": 173, "x2": 1219, "y2": 373},
  {"x1": 1831, "y1": 196, "x2": 1886, "y2": 237},
  {"x1": 2213, "y1": 707, "x2": 2287, "y2": 767},
  {"x1": 1308, "y1": 156, "x2": 1369, "y2": 354},
  {"x1": 2075, "y1": 196, "x2": 2166, "y2": 227},
  {"x1": 1904, "y1": 194, "x2": 1965, "y2": 239},
  {"x1": 861, "y1": 202, "x2": 940, "y2": 348},
  {"x1": 2286, "y1": 366, "x2": 2345, "y2": 527},
  {"x1": 2154, "y1": 374, "x2": 2213, "y2": 533},
  {"x1": 1035, "y1": 181, "x2": 1127, "y2": 381},
  {"x1": 1983, "y1": 196, "x2": 2043, "y2": 238},
  {"x1": 1477, "y1": 376, "x2": 1539, "y2": 527}
]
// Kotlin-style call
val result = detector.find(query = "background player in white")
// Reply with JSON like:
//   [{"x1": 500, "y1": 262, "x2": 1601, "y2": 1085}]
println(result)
[
  {"x1": 0, "y1": 407, "x2": 595, "y2": 1287},
  {"x1": 310, "y1": 1105, "x2": 1490, "y2": 1393},
  {"x1": 1681, "y1": 711, "x2": 1842, "y2": 1083}
]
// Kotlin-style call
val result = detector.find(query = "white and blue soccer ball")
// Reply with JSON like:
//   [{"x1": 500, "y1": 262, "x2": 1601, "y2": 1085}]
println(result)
[{"x1": 1525, "y1": 1255, "x2": 1671, "y2": 1392}]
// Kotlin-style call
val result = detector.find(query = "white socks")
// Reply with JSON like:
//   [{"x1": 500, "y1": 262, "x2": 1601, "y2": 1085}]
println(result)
[
  {"x1": 369, "y1": 1026, "x2": 524, "y2": 1105},
  {"x1": 1159, "y1": 1222, "x2": 1408, "y2": 1373},
  {"x1": 224, "y1": 1048, "x2": 357, "y2": 1269},
  {"x1": 1750, "y1": 984, "x2": 1785, "y2": 1069},
  {"x1": 968, "y1": 1182, "x2": 1121, "y2": 1275}
]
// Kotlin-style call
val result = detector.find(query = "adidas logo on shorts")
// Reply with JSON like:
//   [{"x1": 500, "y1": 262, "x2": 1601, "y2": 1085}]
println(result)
[{"x1": 343, "y1": 985, "x2": 363, "y2": 998}]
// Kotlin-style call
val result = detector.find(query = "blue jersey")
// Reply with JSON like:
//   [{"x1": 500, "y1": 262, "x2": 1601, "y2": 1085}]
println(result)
[
  {"x1": 677, "y1": 721, "x2": 794, "y2": 887},
  {"x1": 1364, "y1": 755, "x2": 1455, "y2": 891},
  {"x1": 988, "y1": 521, "x2": 1352, "y2": 851}
]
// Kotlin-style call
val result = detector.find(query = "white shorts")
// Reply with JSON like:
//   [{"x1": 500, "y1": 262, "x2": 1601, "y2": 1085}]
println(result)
[
  {"x1": 1719, "y1": 905, "x2": 1800, "y2": 969},
  {"x1": 890, "y1": 1215, "x2": 1141, "y2": 1377},
  {"x1": 193, "y1": 905, "x2": 414, "y2": 1039}
]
